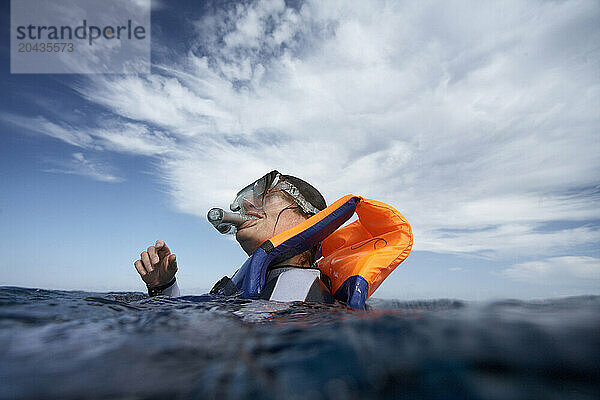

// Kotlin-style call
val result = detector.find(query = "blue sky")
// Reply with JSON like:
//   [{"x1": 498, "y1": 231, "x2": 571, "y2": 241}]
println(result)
[{"x1": 1, "y1": 0, "x2": 599, "y2": 299}]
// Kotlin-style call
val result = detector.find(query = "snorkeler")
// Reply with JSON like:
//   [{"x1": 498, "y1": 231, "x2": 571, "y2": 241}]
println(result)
[
  {"x1": 134, "y1": 171, "x2": 333, "y2": 302},
  {"x1": 135, "y1": 170, "x2": 414, "y2": 309}
]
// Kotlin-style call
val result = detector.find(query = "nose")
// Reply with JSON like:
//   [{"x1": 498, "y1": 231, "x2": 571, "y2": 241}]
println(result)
[{"x1": 242, "y1": 199, "x2": 259, "y2": 212}]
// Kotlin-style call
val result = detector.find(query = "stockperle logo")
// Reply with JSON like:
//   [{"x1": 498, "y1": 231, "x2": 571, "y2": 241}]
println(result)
[{"x1": 11, "y1": 0, "x2": 150, "y2": 74}]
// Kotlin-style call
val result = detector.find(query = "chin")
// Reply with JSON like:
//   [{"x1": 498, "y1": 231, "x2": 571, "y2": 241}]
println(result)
[
  {"x1": 235, "y1": 230, "x2": 261, "y2": 255},
  {"x1": 236, "y1": 217, "x2": 275, "y2": 254}
]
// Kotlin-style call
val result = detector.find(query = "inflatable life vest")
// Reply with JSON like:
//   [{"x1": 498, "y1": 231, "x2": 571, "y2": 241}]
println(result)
[{"x1": 230, "y1": 195, "x2": 413, "y2": 309}]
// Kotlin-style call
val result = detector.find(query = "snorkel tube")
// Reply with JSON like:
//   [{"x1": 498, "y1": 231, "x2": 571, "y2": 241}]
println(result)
[{"x1": 207, "y1": 208, "x2": 256, "y2": 234}]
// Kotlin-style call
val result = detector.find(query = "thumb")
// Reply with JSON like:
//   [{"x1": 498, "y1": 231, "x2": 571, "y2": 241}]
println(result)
[{"x1": 167, "y1": 253, "x2": 178, "y2": 271}]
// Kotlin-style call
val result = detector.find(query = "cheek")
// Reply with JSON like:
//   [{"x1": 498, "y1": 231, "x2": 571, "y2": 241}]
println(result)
[
  {"x1": 256, "y1": 218, "x2": 276, "y2": 236},
  {"x1": 237, "y1": 218, "x2": 273, "y2": 241},
  {"x1": 265, "y1": 212, "x2": 304, "y2": 236}
]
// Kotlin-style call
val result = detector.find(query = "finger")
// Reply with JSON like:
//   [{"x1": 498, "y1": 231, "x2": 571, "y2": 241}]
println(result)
[
  {"x1": 134, "y1": 260, "x2": 146, "y2": 277},
  {"x1": 156, "y1": 240, "x2": 171, "y2": 258},
  {"x1": 167, "y1": 254, "x2": 178, "y2": 272},
  {"x1": 140, "y1": 251, "x2": 153, "y2": 272},
  {"x1": 147, "y1": 246, "x2": 159, "y2": 265}
]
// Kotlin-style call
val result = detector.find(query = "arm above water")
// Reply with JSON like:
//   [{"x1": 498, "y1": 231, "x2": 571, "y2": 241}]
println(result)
[{"x1": 133, "y1": 240, "x2": 180, "y2": 297}]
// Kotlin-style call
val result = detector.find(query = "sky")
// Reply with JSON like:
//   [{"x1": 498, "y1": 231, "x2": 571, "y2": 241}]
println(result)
[{"x1": 1, "y1": 0, "x2": 599, "y2": 300}]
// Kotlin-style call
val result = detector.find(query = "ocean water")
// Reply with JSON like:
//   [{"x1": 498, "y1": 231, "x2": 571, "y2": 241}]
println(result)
[{"x1": 0, "y1": 287, "x2": 599, "y2": 400}]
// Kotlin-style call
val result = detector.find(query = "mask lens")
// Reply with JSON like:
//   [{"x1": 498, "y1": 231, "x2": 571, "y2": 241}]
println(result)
[
  {"x1": 230, "y1": 183, "x2": 253, "y2": 212},
  {"x1": 230, "y1": 182, "x2": 265, "y2": 213},
  {"x1": 253, "y1": 177, "x2": 267, "y2": 198},
  {"x1": 230, "y1": 171, "x2": 279, "y2": 214}
]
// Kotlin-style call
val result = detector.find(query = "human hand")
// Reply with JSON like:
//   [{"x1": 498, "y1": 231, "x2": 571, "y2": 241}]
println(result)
[{"x1": 134, "y1": 240, "x2": 178, "y2": 288}]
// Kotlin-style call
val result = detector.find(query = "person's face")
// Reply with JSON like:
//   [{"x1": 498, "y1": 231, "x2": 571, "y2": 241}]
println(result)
[{"x1": 235, "y1": 191, "x2": 307, "y2": 255}]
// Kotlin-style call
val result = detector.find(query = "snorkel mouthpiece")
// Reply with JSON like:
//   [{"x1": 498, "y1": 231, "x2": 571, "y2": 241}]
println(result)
[{"x1": 207, "y1": 208, "x2": 255, "y2": 234}]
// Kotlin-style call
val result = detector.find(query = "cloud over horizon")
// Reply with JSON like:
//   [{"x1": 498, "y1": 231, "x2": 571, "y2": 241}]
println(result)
[
  {"x1": 503, "y1": 256, "x2": 600, "y2": 286},
  {"x1": 4, "y1": 0, "x2": 599, "y2": 264}
]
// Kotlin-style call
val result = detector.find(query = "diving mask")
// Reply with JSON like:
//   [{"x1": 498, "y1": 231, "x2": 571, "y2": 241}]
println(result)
[
  {"x1": 230, "y1": 170, "x2": 320, "y2": 217},
  {"x1": 207, "y1": 170, "x2": 321, "y2": 234}
]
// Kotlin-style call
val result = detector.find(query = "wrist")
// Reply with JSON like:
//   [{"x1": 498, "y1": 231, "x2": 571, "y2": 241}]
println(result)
[{"x1": 147, "y1": 276, "x2": 176, "y2": 296}]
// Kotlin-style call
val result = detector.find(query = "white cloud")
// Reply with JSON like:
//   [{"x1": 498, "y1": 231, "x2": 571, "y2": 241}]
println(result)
[
  {"x1": 420, "y1": 224, "x2": 600, "y2": 256},
  {"x1": 1, "y1": 114, "x2": 94, "y2": 148},
  {"x1": 2, "y1": 114, "x2": 175, "y2": 156},
  {"x1": 44, "y1": 153, "x2": 124, "y2": 183},
  {"x1": 503, "y1": 256, "x2": 600, "y2": 285},
  {"x1": 5, "y1": 0, "x2": 600, "y2": 258},
  {"x1": 91, "y1": 121, "x2": 176, "y2": 156}
]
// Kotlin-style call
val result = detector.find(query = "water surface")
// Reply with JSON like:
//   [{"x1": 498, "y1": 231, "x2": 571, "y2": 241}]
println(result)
[{"x1": 1, "y1": 287, "x2": 599, "y2": 399}]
